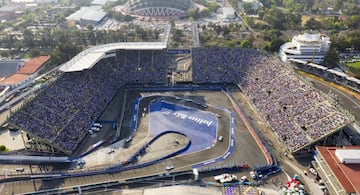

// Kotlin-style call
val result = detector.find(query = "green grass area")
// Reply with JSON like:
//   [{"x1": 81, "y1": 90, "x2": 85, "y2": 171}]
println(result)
[
  {"x1": 345, "y1": 61, "x2": 360, "y2": 78},
  {"x1": 345, "y1": 61, "x2": 360, "y2": 68},
  {"x1": 23, "y1": 53, "x2": 31, "y2": 59}
]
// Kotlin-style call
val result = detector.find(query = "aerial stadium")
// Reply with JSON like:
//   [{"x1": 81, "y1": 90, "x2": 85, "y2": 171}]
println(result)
[
  {"x1": 0, "y1": 23, "x2": 355, "y2": 194},
  {"x1": 123, "y1": 0, "x2": 193, "y2": 16},
  {"x1": 5, "y1": 23, "x2": 353, "y2": 157}
]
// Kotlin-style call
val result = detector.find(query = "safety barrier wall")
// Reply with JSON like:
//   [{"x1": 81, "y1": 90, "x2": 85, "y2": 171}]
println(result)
[
  {"x1": 124, "y1": 84, "x2": 225, "y2": 91},
  {"x1": 0, "y1": 155, "x2": 70, "y2": 164},
  {"x1": 131, "y1": 98, "x2": 141, "y2": 132},
  {"x1": 127, "y1": 130, "x2": 190, "y2": 163},
  {"x1": 71, "y1": 140, "x2": 105, "y2": 160},
  {"x1": 60, "y1": 131, "x2": 191, "y2": 178}
]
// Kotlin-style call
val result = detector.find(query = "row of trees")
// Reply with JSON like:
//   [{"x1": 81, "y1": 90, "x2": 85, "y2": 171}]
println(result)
[
  {"x1": 187, "y1": 0, "x2": 220, "y2": 19},
  {"x1": 0, "y1": 24, "x2": 161, "y2": 65},
  {"x1": 305, "y1": 16, "x2": 360, "y2": 31},
  {"x1": 198, "y1": 23, "x2": 254, "y2": 48},
  {"x1": 252, "y1": 0, "x2": 359, "y2": 14}
]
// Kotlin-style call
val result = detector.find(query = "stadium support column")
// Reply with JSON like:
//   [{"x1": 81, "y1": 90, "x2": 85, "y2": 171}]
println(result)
[{"x1": 20, "y1": 131, "x2": 27, "y2": 151}]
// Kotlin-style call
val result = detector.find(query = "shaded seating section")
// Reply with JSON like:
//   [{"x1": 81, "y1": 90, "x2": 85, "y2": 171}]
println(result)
[{"x1": 10, "y1": 50, "x2": 168, "y2": 154}]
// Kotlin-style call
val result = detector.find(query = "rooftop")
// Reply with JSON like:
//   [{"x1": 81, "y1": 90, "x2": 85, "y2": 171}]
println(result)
[
  {"x1": 317, "y1": 146, "x2": 360, "y2": 194},
  {"x1": 66, "y1": 6, "x2": 106, "y2": 22},
  {"x1": 59, "y1": 42, "x2": 167, "y2": 72},
  {"x1": 335, "y1": 149, "x2": 360, "y2": 164},
  {"x1": 91, "y1": 0, "x2": 115, "y2": 6},
  {"x1": 293, "y1": 33, "x2": 329, "y2": 43},
  {"x1": 0, "y1": 60, "x2": 24, "y2": 78},
  {"x1": 16, "y1": 55, "x2": 50, "y2": 75},
  {"x1": 0, "y1": 73, "x2": 28, "y2": 85},
  {"x1": 0, "y1": 5, "x2": 21, "y2": 12}
]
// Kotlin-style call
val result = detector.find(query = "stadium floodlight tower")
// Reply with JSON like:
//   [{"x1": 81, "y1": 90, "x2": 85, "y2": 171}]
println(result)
[{"x1": 124, "y1": 0, "x2": 193, "y2": 17}]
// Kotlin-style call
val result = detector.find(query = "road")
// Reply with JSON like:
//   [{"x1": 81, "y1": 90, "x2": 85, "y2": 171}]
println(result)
[
  {"x1": 284, "y1": 160, "x2": 323, "y2": 195},
  {"x1": 309, "y1": 78, "x2": 360, "y2": 123}
]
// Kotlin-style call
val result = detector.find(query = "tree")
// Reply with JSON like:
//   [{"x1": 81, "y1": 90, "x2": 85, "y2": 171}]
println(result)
[
  {"x1": 258, "y1": 9, "x2": 265, "y2": 19},
  {"x1": 51, "y1": 43, "x2": 82, "y2": 65},
  {"x1": 240, "y1": 39, "x2": 251, "y2": 48},
  {"x1": 301, "y1": 0, "x2": 315, "y2": 11},
  {"x1": 30, "y1": 48, "x2": 41, "y2": 57},
  {"x1": 269, "y1": 38, "x2": 285, "y2": 52},
  {"x1": 173, "y1": 29, "x2": 184, "y2": 42},
  {"x1": 242, "y1": 2, "x2": 256, "y2": 15},
  {"x1": 0, "y1": 145, "x2": 6, "y2": 152},
  {"x1": 86, "y1": 23, "x2": 94, "y2": 31},
  {"x1": 305, "y1": 17, "x2": 322, "y2": 30},
  {"x1": 324, "y1": 48, "x2": 339, "y2": 68},
  {"x1": 207, "y1": 2, "x2": 220, "y2": 12},
  {"x1": 23, "y1": 29, "x2": 35, "y2": 48},
  {"x1": 200, "y1": 8, "x2": 211, "y2": 18},
  {"x1": 188, "y1": 8, "x2": 200, "y2": 19},
  {"x1": 263, "y1": 7, "x2": 284, "y2": 29},
  {"x1": 189, "y1": 16, "x2": 195, "y2": 23},
  {"x1": 346, "y1": 15, "x2": 360, "y2": 29}
]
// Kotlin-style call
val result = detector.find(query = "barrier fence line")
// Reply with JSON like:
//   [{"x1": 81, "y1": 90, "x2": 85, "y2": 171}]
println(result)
[{"x1": 225, "y1": 91, "x2": 273, "y2": 165}]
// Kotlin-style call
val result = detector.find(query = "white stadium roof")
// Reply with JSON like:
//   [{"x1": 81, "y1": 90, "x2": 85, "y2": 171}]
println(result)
[
  {"x1": 60, "y1": 23, "x2": 171, "y2": 72},
  {"x1": 65, "y1": 6, "x2": 106, "y2": 23},
  {"x1": 59, "y1": 42, "x2": 167, "y2": 72}
]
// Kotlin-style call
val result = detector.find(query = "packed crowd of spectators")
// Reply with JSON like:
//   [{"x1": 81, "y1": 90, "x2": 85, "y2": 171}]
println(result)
[
  {"x1": 192, "y1": 48, "x2": 263, "y2": 83},
  {"x1": 238, "y1": 54, "x2": 351, "y2": 152},
  {"x1": 10, "y1": 50, "x2": 168, "y2": 154},
  {"x1": 10, "y1": 47, "x2": 353, "y2": 154},
  {"x1": 192, "y1": 48, "x2": 352, "y2": 152},
  {"x1": 222, "y1": 185, "x2": 258, "y2": 195}
]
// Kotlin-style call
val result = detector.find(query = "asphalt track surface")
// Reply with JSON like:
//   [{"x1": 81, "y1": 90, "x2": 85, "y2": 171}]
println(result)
[{"x1": 0, "y1": 89, "x2": 268, "y2": 194}]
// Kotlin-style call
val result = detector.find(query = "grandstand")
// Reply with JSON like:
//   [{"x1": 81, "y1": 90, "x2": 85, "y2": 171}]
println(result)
[
  {"x1": 10, "y1": 50, "x2": 169, "y2": 154},
  {"x1": 123, "y1": 0, "x2": 192, "y2": 16},
  {"x1": 9, "y1": 47, "x2": 353, "y2": 155}
]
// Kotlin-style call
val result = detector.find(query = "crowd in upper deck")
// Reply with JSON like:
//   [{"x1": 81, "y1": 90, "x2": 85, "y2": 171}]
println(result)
[
  {"x1": 10, "y1": 50, "x2": 167, "y2": 153},
  {"x1": 11, "y1": 48, "x2": 352, "y2": 154},
  {"x1": 192, "y1": 48, "x2": 351, "y2": 152}
]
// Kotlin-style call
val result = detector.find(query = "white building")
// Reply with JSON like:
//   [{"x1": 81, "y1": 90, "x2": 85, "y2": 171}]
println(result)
[
  {"x1": 66, "y1": 6, "x2": 107, "y2": 27},
  {"x1": 279, "y1": 33, "x2": 331, "y2": 64},
  {"x1": 222, "y1": 7, "x2": 236, "y2": 19}
]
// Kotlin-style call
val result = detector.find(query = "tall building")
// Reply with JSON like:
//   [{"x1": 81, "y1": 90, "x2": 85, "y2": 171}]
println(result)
[
  {"x1": 279, "y1": 33, "x2": 331, "y2": 64},
  {"x1": 313, "y1": 146, "x2": 360, "y2": 195}
]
